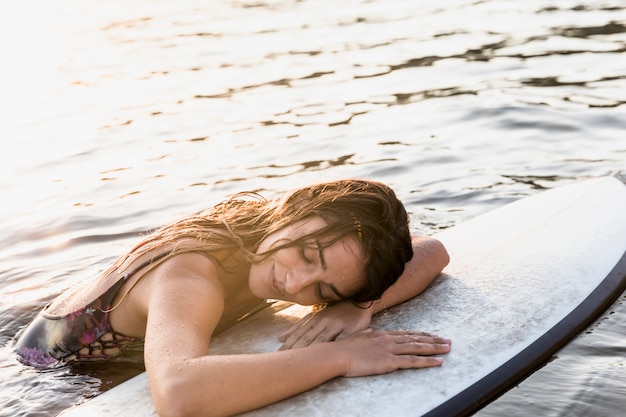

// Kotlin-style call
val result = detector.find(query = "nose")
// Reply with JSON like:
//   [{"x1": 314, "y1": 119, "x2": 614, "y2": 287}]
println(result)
[{"x1": 283, "y1": 270, "x2": 315, "y2": 296}]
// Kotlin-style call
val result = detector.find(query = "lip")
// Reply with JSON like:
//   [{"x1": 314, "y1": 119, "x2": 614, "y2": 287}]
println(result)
[{"x1": 269, "y1": 263, "x2": 281, "y2": 297}]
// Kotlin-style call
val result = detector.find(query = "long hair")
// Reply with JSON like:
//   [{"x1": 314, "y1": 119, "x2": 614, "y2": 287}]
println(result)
[{"x1": 109, "y1": 179, "x2": 413, "y2": 304}]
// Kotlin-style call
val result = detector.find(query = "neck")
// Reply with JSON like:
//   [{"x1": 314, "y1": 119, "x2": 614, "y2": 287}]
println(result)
[
  {"x1": 214, "y1": 253, "x2": 263, "y2": 330},
  {"x1": 210, "y1": 248, "x2": 255, "y2": 302}
]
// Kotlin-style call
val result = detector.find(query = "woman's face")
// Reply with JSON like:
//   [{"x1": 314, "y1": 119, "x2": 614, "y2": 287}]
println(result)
[{"x1": 248, "y1": 216, "x2": 366, "y2": 305}]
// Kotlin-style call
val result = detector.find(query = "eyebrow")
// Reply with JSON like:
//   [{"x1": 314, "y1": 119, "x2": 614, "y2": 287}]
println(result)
[{"x1": 315, "y1": 239, "x2": 327, "y2": 270}]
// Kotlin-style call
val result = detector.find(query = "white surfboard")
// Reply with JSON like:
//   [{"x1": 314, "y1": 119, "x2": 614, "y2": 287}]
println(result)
[{"x1": 58, "y1": 173, "x2": 626, "y2": 417}]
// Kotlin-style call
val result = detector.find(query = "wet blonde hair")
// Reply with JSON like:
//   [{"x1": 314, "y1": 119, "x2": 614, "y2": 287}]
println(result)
[{"x1": 110, "y1": 179, "x2": 413, "y2": 304}]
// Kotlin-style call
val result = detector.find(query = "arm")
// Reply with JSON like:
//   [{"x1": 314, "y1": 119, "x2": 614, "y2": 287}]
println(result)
[
  {"x1": 279, "y1": 235, "x2": 449, "y2": 349},
  {"x1": 142, "y1": 253, "x2": 450, "y2": 417},
  {"x1": 367, "y1": 235, "x2": 450, "y2": 314}
]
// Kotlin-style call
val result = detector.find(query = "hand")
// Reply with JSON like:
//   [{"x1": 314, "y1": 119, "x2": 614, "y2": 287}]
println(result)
[
  {"x1": 335, "y1": 329, "x2": 452, "y2": 377},
  {"x1": 278, "y1": 302, "x2": 373, "y2": 350}
]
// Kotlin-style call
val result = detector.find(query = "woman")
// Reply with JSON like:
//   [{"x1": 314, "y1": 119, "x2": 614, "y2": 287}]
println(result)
[{"x1": 15, "y1": 179, "x2": 451, "y2": 417}]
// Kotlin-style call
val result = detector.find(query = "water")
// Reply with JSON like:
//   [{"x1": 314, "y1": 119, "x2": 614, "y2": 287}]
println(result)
[{"x1": 1, "y1": 0, "x2": 624, "y2": 415}]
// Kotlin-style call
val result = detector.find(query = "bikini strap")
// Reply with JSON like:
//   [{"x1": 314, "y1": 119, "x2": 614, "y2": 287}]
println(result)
[
  {"x1": 101, "y1": 249, "x2": 214, "y2": 311},
  {"x1": 99, "y1": 251, "x2": 174, "y2": 310},
  {"x1": 121, "y1": 250, "x2": 173, "y2": 281}
]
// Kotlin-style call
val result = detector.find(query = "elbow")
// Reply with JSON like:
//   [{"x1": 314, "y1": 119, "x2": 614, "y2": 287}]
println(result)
[
  {"x1": 151, "y1": 374, "x2": 212, "y2": 417},
  {"x1": 432, "y1": 238, "x2": 450, "y2": 273},
  {"x1": 413, "y1": 235, "x2": 450, "y2": 272},
  {"x1": 437, "y1": 239, "x2": 450, "y2": 270},
  {"x1": 152, "y1": 382, "x2": 193, "y2": 417}
]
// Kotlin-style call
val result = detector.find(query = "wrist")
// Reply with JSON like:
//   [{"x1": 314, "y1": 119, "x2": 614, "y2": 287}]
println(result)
[
  {"x1": 307, "y1": 340, "x2": 351, "y2": 378},
  {"x1": 356, "y1": 299, "x2": 382, "y2": 316}
]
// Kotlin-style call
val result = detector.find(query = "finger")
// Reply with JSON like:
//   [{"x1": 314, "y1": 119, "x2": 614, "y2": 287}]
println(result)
[
  {"x1": 282, "y1": 319, "x2": 352, "y2": 350},
  {"x1": 381, "y1": 330, "x2": 451, "y2": 346},
  {"x1": 334, "y1": 329, "x2": 350, "y2": 341},
  {"x1": 279, "y1": 323, "x2": 326, "y2": 350},
  {"x1": 396, "y1": 356, "x2": 445, "y2": 370},
  {"x1": 280, "y1": 320, "x2": 319, "y2": 348},
  {"x1": 284, "y1": 323, "x2": 346, "y2": 350},
  {"x1": 277, "y1": 314, "x2": 314, "y2": 342},
  {"x1": 345, "y1": 352, "x2": 445, "y2": 377},
  {"x1": 393, "y1": 341, "x2": 451, "y2": 356},
  {"x1": 385, "y1": 330, "x2": 437, "y2": 338},
  {"x1": 393, "y1": 334, "x2": 452, "y2": 346}
]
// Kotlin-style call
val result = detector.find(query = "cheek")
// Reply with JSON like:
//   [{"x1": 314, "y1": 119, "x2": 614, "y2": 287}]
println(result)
[
  {"x1": 247, "y1": 263, "x2": 265, "y2": 295},
  {"x1": 343, "y1": 273, "x2": 367, "y2": 299}
]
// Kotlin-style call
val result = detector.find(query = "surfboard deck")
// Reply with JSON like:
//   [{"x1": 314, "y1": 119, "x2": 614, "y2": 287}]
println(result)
[{"x1": 58, "y1": 173, "x2": 626, "y2": 417}]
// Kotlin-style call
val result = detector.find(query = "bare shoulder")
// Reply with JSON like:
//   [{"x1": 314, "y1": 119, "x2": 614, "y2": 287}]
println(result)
[
  {"x1": 142, "y1": 252, "x2": 229, "y2": 360},
  {"x1": 143, "y1": 252, "x2": 226, "y2": 315},
  {"x1": 110, "y1": 252, "x2": 226, "y2": 340}
]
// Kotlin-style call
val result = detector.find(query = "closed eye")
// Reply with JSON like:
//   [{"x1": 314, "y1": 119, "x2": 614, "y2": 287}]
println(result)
[
  {"x1": 317, "y1": 282, "x2": 346, "y2": 303},
  {"x1": 299, "y1": 245, "x2": 313, "y2": 264}
]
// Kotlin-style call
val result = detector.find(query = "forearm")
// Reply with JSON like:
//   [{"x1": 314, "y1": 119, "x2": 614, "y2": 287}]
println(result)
[
  {"x1": 365, "y1": 235, "x2": 449, "y2": 315},
  {"x1": 149, "y1": 343, "x2": 345, "y2": 417}
]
